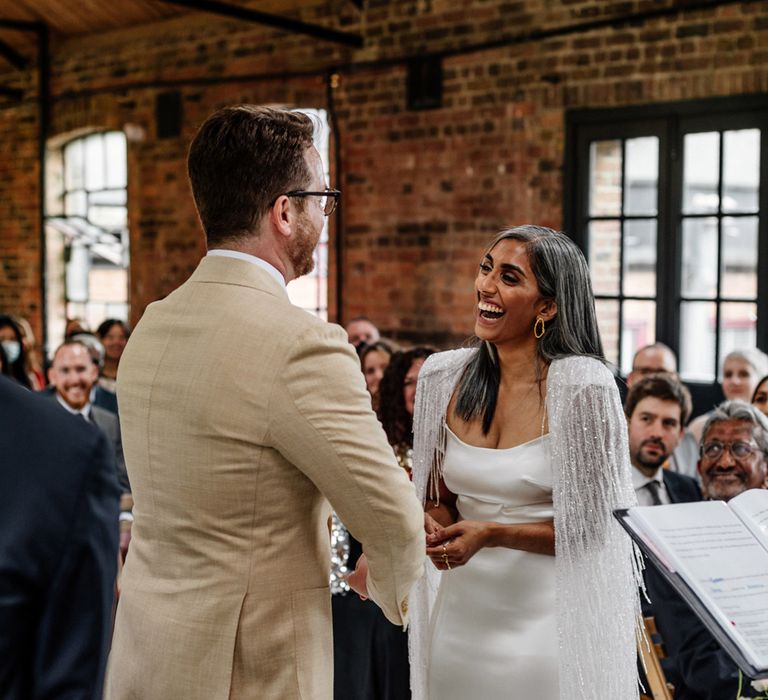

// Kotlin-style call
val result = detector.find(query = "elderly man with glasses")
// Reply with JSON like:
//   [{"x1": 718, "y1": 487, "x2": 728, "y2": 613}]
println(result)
[{"x1": 645, "y1": 400, "x2": 768, "y2": 700}]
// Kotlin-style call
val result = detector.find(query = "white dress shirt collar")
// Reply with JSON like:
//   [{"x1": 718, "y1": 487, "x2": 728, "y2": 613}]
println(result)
[
  {"x1": 631, "y1": 464, "x2": 670, "y2": 506},
  {"x1": 56, "y1": 393, "x2": 92, "y2": 421},
  {"x1": 206, "y1": 249, "x2": 286, "y2": 289}
]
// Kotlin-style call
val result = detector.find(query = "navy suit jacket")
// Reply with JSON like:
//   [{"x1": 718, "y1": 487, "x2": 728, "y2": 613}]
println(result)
[
  {"x1": 0, "y1": 377, "x2": 120, "y2": 699},
  {"x1": 662, "y1": 469, "x2": 701, "y2": 504}
]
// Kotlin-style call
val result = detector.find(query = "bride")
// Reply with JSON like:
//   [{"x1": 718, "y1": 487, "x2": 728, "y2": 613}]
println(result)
[{"x1": 409, "y1": 225, "x2": 642, "y2": 700}]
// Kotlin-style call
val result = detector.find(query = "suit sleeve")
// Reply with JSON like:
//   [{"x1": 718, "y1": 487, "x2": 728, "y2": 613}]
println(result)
[
  {"x1": 32, "y1": 429, "x2": 121, "y2": 699},
  {"x1": 112, "y1": 419, "x2": 131, "y2": 494},
  {"x1": 268, "y1": 323, "x2": 424, "y2": 626}
]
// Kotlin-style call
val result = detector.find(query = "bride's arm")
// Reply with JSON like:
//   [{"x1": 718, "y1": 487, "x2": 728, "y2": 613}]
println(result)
[
  {"x1": 426, "y1": 519, "x2": 554, "y2": 570},
  {"x1": 423, "y1": 475, "x2": 458, "y2": 529}
]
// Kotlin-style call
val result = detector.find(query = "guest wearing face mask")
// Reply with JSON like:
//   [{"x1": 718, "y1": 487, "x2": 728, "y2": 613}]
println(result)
[
  {"x1": 0, "y1": 315, "x2": 31, "y2": 389},
  {"x1": 12, "y1": 315, "x2": 46, "y2": 390}
]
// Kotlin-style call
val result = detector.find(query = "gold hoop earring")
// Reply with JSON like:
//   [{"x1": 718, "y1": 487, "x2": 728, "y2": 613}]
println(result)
[{"x1": 534, "y1": 317, "x2": 545, "y2": 339}]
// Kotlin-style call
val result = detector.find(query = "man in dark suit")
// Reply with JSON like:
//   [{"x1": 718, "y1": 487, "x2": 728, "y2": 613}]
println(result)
[
  {"x1": 625, "y1": 373, "x2": 701, "y2": 507},
  {"x1": 645, "y1": 400, "x2": 768, "y2": 699},
  {"x1": 624, "y1": 373, "x2": 702, "y2": 691},
  {"x1": 46, "y1": 340, "x2": 130, "y2": 493},
  {"x1": 0, "y1": 375, "x2": 120, "y2": 699}
]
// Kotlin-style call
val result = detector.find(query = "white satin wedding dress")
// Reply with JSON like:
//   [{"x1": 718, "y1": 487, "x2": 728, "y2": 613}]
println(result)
[{"x1": 427, "y1": 426, "x2": 557, "y2": 699}]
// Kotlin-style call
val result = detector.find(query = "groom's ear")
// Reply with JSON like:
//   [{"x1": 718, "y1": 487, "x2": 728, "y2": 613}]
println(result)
[{"x1": 539, "y1": 299, "x2": 557, "y2": 322}]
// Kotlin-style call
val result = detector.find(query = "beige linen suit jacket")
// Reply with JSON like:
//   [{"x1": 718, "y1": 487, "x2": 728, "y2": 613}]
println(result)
[{"x1": 105, "y1": 256, "x2": 424, "y2": 700}]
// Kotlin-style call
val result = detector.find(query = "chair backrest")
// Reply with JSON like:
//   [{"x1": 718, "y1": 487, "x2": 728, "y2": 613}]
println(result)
[{"x1": 638, "y1": 616, "x2": 673, "y2": 700}]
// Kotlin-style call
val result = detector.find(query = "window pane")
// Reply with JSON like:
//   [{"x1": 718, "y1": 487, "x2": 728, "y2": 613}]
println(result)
[
  {"x1": 719, "y1": 302, "x2": 758, "y2": 372},
  {"x1": 723, "y1": 129, "x2": 760, "y2": 213},
  {"x1": 623, "y1": 219, "x2": 656, "y2": 297},
  {"x1": 64, "y1": 139, "x2": 84, "y2": 191},
  {"x1": 89, "y1": 204, "x2": 127, "y2": 230},
  {"x1": 681, "y1": 217, "x2": 718, "y2": 298},
  {"x1": 589, "y1": 140, "x2": 622, "y2": 216},
  {"x1": 623, "y1": 137, "x2": 658, "y2": 216},
  {"x1": 89, "y1": 189, "x2": 127, "y2": 206},
  {"x1": 683, "y1": 132, "x2": 720, "y2": 214},
  {"x1": 621, "y1": 300, "x2": 656, "y2": 375},
  {"x1": 680, "y1": 301, "x2": 716, "y2": 381},
  {"x1": 64, "y1": 190, "x2": 87, "y2": 217},
  {"x1": 588, "y1": 219, "x2": 620, "y2": 295},
  {"x1": 721, "y1": 216, "x2": 758, "y2": 299},
  {"x1": 105, "y1": 132, "x2": 127, "y2": 189},
  {"x1": 84, "y1": 134, "x2": 105, "y2": 191},
  {"x1": 595, "y1": 299, "x2": 620, "y2": 366}
]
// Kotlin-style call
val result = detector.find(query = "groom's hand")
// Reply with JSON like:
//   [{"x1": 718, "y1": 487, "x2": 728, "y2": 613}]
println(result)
[{"x1": 345, "y1": 553, "x2": 369, "y2": 600}]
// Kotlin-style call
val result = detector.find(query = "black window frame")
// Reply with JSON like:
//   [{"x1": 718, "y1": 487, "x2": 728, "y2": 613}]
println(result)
[{"x1": 564, "y1": 94, "x2": 768, "y2": 411}]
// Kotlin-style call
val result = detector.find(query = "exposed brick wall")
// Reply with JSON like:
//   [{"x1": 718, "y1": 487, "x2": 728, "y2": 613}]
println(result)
[{"x1": 0, "y1": 0, "x2": 767, "y2": 349}]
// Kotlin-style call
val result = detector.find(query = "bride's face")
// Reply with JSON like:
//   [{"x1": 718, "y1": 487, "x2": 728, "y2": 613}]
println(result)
[{"x1": 474, "y1": 238, "x2": 553, "y2": 347}]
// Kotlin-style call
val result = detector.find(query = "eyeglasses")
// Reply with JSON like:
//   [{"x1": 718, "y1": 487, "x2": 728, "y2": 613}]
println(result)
[
  {"x1": 285, "y1": 188, "x2": 340, "y2": 216},
  {"x1": 700, "y1": 440, "x2": 760, "y2": 460}
]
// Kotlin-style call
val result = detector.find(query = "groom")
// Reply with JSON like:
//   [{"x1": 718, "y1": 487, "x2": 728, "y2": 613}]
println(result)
[{"x1": 106, "y1": 105, "x2": 424, "y2": 700}]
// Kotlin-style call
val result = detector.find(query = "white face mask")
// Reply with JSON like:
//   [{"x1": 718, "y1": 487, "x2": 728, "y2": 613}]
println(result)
[{"x1": 1, "y1": 340, "x2": 20, "y2": 364}]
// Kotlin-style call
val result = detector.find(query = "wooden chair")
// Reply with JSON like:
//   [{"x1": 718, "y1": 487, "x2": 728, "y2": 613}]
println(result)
[{"x1": 639, "y1": 616, "x2": 674, "y2": 700}]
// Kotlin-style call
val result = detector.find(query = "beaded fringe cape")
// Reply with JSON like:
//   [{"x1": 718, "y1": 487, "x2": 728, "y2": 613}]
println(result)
[{"x1": 408, "y1": 348, "x2": 643, "y2": 700}]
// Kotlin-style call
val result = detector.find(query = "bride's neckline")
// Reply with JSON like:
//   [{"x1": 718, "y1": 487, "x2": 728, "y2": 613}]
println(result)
[{"x1": 444, "y1": 422, "x2": 549, "y2": 452}]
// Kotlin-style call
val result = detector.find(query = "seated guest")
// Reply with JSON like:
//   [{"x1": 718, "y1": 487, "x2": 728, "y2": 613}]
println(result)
[
  {"x1": 751, "y1": 375, "x2": 768, "y2": 418},
  {"x1": 627, "y1": 342, "x2": 678, "y2": 388},
  {"x1": 624, "y1": 374, "x2": 701, "y2": 689},
  {"x1": 345, "y1": 316, "x2": 380, "y2": 351},
  {"x1": 645, "y1": 400, "x2": 768, "y2": 699},
  {"x1": 625, "y1": 374, "x2": 701, "y2": 507},
  {"x1": 0, "y1": 376, "x2": 120, "y2": 700},
  {"x1": 96, "y1": 318, "x2": 131, "y2": 393},
  {"x1": 12, "y1": 315, "x2": 46, "y2": 390},
  {"x1": 359, "y1": 340, "x2": 394, "y2": 411},
  {"x1": 688, "y1": 348, "x2": 768, "y2": 442},
  {"x1": 0, "y1": 314, "x2": 32, "y2": 389},
  {"x1": 628, "y1": 343, "x2": 699, "y2": 477},
  {"x1": 70, "y1": 332, "x2": 119, "y2": 415},
  {"x1": 46, "y1": 340, "x2": 130, "y2": 494}
]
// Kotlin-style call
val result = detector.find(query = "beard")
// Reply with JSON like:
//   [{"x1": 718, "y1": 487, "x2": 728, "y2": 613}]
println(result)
[
  {"x1": 288, "y1": 211, "x2": 320, "y2": 278},
  {"x1": 632, "y1": 439, "x2": 669, "y2": 473}
]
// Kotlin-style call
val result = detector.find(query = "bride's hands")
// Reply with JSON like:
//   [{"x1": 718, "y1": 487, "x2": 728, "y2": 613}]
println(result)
[{"x1": 425, "y1": 520, "x2": 491, "y2": 570}]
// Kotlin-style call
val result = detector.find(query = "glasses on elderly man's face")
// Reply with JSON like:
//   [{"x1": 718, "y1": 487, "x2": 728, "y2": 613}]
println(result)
[
  {"x1": 700, "y1": 440, "x2": 760, "y2": 461},
  {"x1": 285, "y1": 188, "x2": 340, "y2": 216}
]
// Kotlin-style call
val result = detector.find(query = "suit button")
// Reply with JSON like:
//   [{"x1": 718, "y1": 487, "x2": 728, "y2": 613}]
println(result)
[{"x1": 400, "y1": 599, "x2": 408, "y2": 615}]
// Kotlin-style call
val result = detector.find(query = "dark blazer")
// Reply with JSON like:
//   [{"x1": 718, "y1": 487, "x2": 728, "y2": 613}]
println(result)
[
  {"x1": 0, "y1": 376, "x2": 120, "y2": 700},
  {"x1": 662, "y1": 469, "x2": 701, "y2": 504},
  {"x1": 41, "y1": 388, "x2": 130, "y2": 493},
  {"x1": 93, "y1": 385, "x2": 119, "y2": 415}
]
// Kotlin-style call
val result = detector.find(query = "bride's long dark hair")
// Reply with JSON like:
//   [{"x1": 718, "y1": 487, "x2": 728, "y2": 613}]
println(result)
[{"x1": 455, "y1": 225, "x2": 605, "y2": 434}]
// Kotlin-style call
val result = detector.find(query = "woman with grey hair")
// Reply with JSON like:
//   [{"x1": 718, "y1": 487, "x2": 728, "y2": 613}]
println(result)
[
  {"x1": 688, "y1": 347, "x2": 768, "y2": 442},
  {"x1": 408, "y1": 226, "x2": 642, "y2": 700}
]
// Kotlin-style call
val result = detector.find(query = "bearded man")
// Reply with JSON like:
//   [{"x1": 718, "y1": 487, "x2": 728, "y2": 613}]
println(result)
[{"x1": 106, "y1": 106, "x2": 424, "y2": 700}]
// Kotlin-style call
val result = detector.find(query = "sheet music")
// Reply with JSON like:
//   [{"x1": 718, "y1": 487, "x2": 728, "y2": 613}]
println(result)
[
  {"x1": 729, "y1": 489, "x2": 768, "y2": 546},
  {"x1": 630, "y1": 501, "x2": 768, "y2": 669}
]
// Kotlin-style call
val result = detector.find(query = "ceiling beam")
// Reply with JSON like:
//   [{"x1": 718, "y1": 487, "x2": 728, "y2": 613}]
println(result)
[
  {"x1": 0, "y1": 18, "x2": 44, "y2": 31},
  {"x1": 0, "y1": 36, "x2": 28, "y2": 70},
  {"x1": 156, "y1": 0, "x2": 363, "y2": 48},
  {"x1": 0, "y1": 85, "x2": 23, "y2": 99}
]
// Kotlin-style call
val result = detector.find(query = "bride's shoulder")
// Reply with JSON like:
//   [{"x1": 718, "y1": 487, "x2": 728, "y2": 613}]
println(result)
[
  {"x1": 549, "y1": 354, "x2": 616, "y2": 389},
  {"x1": 420, "y1": 347, "x2": 475, "y2": 382}
]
